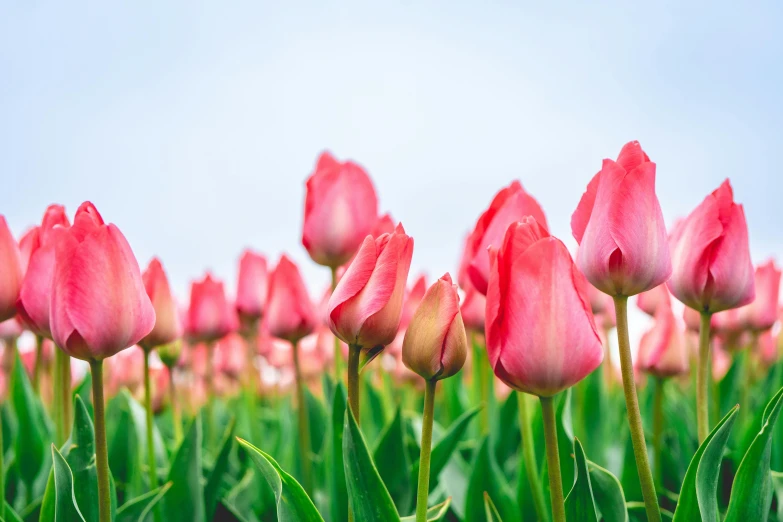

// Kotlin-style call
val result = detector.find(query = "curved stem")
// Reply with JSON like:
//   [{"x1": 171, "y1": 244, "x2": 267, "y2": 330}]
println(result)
[
  {"x1": 292, "y1": 340, "x2": 312, "y2": 494},
  {"x1": 697, "y1": 312, "x2": 713, "y2": 443},
  {"x1": 614, "y1": 296, "x2": 661, "y2": 522},
  {"x1": 90, "y1": 360, "x2": 111, "y2": 522},
  {"x1": 653, "y1": 378, "x2": 664, "y2": 490},
  {"x1": 347, "y1": 346, "x2": 361, "y2": 425},
  {"x1": 540, "y1": 395, "x2": 565, "y2": 522},
  {"x1": 415, "y1": 380, "x2": 437, "y2": 522},
  {"x1": 519, "y1": 392, "x2": 549, "y2": 522},
  {"x1": 169, "y1": 366, "x2": 183, "y2": 445},
  {"x1": 331, "y1": 267, "x2": 344, "y2": 385},
  {"x1": 33, "y1": 336, "x2": 43, "y2": 395}
]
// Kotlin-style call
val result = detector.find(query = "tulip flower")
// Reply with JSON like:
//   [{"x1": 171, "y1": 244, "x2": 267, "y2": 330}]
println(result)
[
  {"x1": 186, "y1": 273, "x2": 237, "y2": 344},
  {"x1": 0, "y1": 216, "x2": 23, "y2": 323},
  {"x1": 740, "y1": 260, "x2": 781, "y2": 332},
  {"x1": 636, "y1": 283, "x2": 671, "y2": 317},
  {"x1": 0, "y1": 318, "x2": 23, "y2": 343},
  {"x1": 302, "y1": 151, "x2": 379, "y2": 269},
  {"x1": 758, "y1": 330, "x2": 779, "y2": 367},
  {"x1": 485, "y1": 217, "x2": 603, "y2": 522},
  {"x1": 235, "y1": 249, "x2": 268, "y2": 324},
  {"x1": 464, "y1": 181, "x2": 547, "y2": 295}
]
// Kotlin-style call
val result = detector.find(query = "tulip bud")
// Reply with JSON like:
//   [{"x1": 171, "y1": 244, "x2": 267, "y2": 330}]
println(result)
[
  {"x1": 636, "y1": 306, "x2": 689, "y2": 378},
  {"x1": 156, "y1": 339, "x2": 183, "y2": 368},
  {"x1": 265, "y1": 255, "x2": 318, "y2": 344},
  {"x1": 0, "y1": 216, "x2": 23, "y2": 322},
  {"x1": 740, "y1": 260, "x2": 780, "y2": 331},
  {"x1": 402, "y1": 274, "x2": 467, "y2": 381},
  {"x1": 327, "y1": 224, "x2": 414, "y2": 355},
  {"x1": 486, "y1": 218, "x2": 603, "y2": 397},
  {"x1": 636, "y1": 283, "x2": 671, "y2": 317},
  {"x1": 236, "y1": 249, "x2": 268, "y2": 321},
  {"x1": 50, "y1": 202, "x2": 156, "y2": 361},
  {"x1": 571, "y1": 141, "x2": 671, "y2": 297},
  {"x1": 139, "y1": 258, "x2": 181, "y2": 350},
  {"x1": 186, "y1": 273, "x2": 238, "y2": 343},
  {"x1": 668, "y1": 180, "x2": 754, "y2": 314},
  {"x1": 302, "y1": 152, "x2": 379, "y2": 268}
]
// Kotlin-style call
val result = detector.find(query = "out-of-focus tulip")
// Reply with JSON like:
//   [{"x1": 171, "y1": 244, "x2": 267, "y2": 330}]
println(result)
[
  {"x1": 486, "y1": 217, "x2": 603, "y2": 397},
  {"x1": 327, "y1": 224, "x2": 414, "y2": 353},
  {"x1": 265, "y1": 255, "x2": 317, "y2": 344},
  {"x1": 139, "y1": 258, "x2": 181, "y2": 350},
  {"x1": 214, "y1": 333, "x2": 247, "y2": 379},
  {"x1": 712, "y1": 308, "x2": 745, "y2": 338},
  {"x1": 186, "y1": 273, "x2": 237, "y2": 343},
  {"x1": 236, "y1": 249, "x2": 268, "y2": 321},
  {"x1": 711, "y1": 339, "x2": 732, "y2": 381},
  {"x1": 302, "y1": 151, "x2": 379, "y2": 268},
  {"x1": 740, "y1": 260, "x2": 781, "y2": 331},
  {"x1": 636, "y1": 284, "x2": 671, "y2": 317},
  {"x1": 0, "y1": 317, "x2": 23, "y2": 341},
  {"x1": 585, "y1": 282, "x2": 613, "y2": 316},
  {"x1": 668, "y1": 180, "x2": 754, "y2": 314},
  {"x1": 464, "y1": 181, "x2": 547, "y2": 295},
  {"x1": 20, "y1": 338, "x2": 55, "y2": 378},
  {"x1": 105, "y1": 346, "x2": 145, "y2": 397},
  {"x1": 386, "y1": 275, "x2": 428, "y2": 357},
  {"x1": 758, "y1": 330, "x2": 779, "y2": 367},
  {"x1": 0, "y1": 216, "x2": 23, "y2": 322},
  {"x1": 636, "y1": 307, "x2": 689, "y2": 378},
  {"x1": 402, "y1": 274, "x2": 467, "y2": 381},
  {"x1": 157, "y1": 340, "x2": 183, "y2": 369},
  {"x1": 571, "y1": 141, "x2": 671, "y2": 297},
  {"x1": 50, "y1": 203, "x2": 156, "y2": 361},
  {"x1": 372, "y1": 213, "x2": 396, "y2": 238},
  {"x1": 683, "y1": 307, "x2": 718, "y2": 333},
  {"x1": 460, "y1": 283, "x2": 486, "y2": 333}
]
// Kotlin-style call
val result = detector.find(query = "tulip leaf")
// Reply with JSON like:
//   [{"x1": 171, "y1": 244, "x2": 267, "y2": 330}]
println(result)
[
  {"x1": 72, "y1": 372, "x2": 93, "y2": 418},
  {"x1": 237, "y1": 438, "x2": 324, "y2": 522},
  {"x1": 493, "y1": 393, "x2": 520, "y2": 466},
  {"x1": 373, "y1": 406, "x2": 413, "y2": 515},
  {"x1": 564, "y1": 438, "x2": 599, "y2": 522},
  {"x1": 724, "y1": 386, "x2": 783, "y2": 522},
  {"x1": 327, "y1": 383, "x2": 349, "y2": 522},
  {"x1": 305, "y1": 387, "x2": 328, "y2": 457},
  {"x1": 587, "y1": 461, "x2": 628, "y2": 522},
  {"x1": 361, "y1": 375, "x2": 388, "y2": 443},
  {"x1": 11, "y1": 351, "x2": 47, "y2": 490},
  {"x1": 400, "y1": 497, "x2": 452, "y2": 521},
  {"x1": 2, "y1": 501, "x2": 24, "y2": 522},
  {"x1": 671, "y1": 404, "x2": 739, "y2": 522},
  {"x1": 465, "y1": 437, "x2": 521, "y2": 522},
  {"x1": 161, "y1": 415, "x2": 206, "y2": 522},
  {"x1": 205, "y1": 416, "x2": 235, "y2": 520},
  {"x1": 343, "y1": 406, "x2": 400, "y2": 521},
  {"x1": 116, "y1": 482, "x2": 172, "y2": 522},
  {"x1": 771, "y1": 471, "x2": 783, "y2": 521},
  {"x1": 50, "y1": 445, "x2": 86, "y2": 522},
  {"x1": 483, "y1": 493, "x2": 504, "y2": 521}
]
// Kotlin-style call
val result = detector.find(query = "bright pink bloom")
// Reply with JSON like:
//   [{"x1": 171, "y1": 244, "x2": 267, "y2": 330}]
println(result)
[
  {"x1": 668, "y1": 180, "x2": 754, "y2": 313},
  {"x1": 327, "y1": 224, "x2": 414, "y2": 353},
  {"x1": 571, "y1": 141, "x2": 671, "y2": 297},
  {"x1": 460, "y1": 282, "x2": 486, "y2": 333},
  {"x1": 636, "y1": 283, "x2": 671, "y2": 317},
  {"x1": 302, "y1": 151, "x2": 379, "y2": 268},
  {"x1": 486, "y1": 218, "x2": 603, "y2": 397},
  {"x1": 236, "y1": 249, "x2": 268, "y2": 320},
  {"x1": 140, "y1": 258, "x2": 181, "y2": 349},
  {"x1": 740, "y1": 260, "x2": 781, "y2": 331},
  {"x1": 265, "y1": 255, "x2": 318, "y2": 344},
  {"x1": 636, "y1": 306, "x2": 689, "y2": 378},
  {"x1": 0, "y1": 216, "x2": 23, "y2": 322},
  {"x1": 464, "y1": 181, "x2": 547, "y2": 295},
  {"x1": 186, "y1": 273, "x2": 238, "y2": 343},
  {"x1": 50, "y1": 203, "x2": 156, "y2": 361}
]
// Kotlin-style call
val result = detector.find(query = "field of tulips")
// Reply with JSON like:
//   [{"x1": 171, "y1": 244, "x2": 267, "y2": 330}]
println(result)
[{"x1": 1, "y1": 143, "x2": 783, "y2": 522}]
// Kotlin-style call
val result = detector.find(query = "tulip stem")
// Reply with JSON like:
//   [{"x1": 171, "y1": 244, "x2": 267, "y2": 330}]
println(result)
[
  {"x1": 143, "y1": 349, "x2": 161, "y2": 522},
  {"x1": 653, "y1": 378, "x2": 664, "y2": 490},
  {"x1": 614, "y1": 296, "x2": 662, "y2": 522},
  {"x1": 347, "y1": 346, "x2": 361, "y2": 425},
  {"x1": 697, "y1": 312, "x2": 713, "y2": 443},
  {"x1": 331, "y1": 267, "x2": 345, "y2": 385},
  {"x1": 205, "y1": 342, "x2": 215, "y2": 449},
  {"x1": 53, "y1": 347, "x2": 70, "y2": 445},
  {"x1": 169, "y1": 366, "x2": 183, "y2": 445},
  {"x1": 90, "y1": 360, "x2": 112, "y2": 522},
  {"x1": 60, "y1": 350, "x2": 72, "y2": 441},
  {"x1": 415, "y1": 379, "x2": 437, "y2": 522},
  {"x1": 33, "y1": 335, "x2": 43, "y2": 395},
  {"x1": 476, "y1": 334, "x2": 491, "y2": 436},
  {"x1": 292, "y1": 340, "x2": 313, "y2": 494},
  {"x1": 519, "y1": 392, "x2": 549, "y2": 522},
  {"x1": 540, "y1": 395, "x2": 565, "y2": 522}
]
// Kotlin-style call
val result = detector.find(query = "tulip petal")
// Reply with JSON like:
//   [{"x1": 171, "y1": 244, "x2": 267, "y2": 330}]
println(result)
[
  {"x1": 570, "y1": 171, "x2": 600, "y2": 244},
  {"x1": 705, "y1": 204, "x2": 755, "y2": 311}
]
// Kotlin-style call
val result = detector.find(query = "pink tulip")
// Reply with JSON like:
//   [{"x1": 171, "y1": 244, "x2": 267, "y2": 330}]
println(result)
[
  {"x1": 464, "y1": 181, "x2": 547, "y2": 295},
  {"x1": 265, "y1": 255, "x2": 318, "y2": 344},
  {"x1": 683, "y1": 307, "x2": 718, "y2": 333},
  {"x1": 302, "y1": 151, "x2": 379, "y2": 268},
  {"x1": 636, "y1": 284, "x2": 671, "y2": 317},
  {"x1": 0, "y1": 317, "x2": 23, "y2": 341},
  {"x1": 236, "y1": 249, "x2": 268, "y2": 321},
  {"x1": 372, "y1": 213, "x2": 396, "y2": 238},
  {"x1": 0, "y1": 216, "x2": 23, "y2": 322},
  {"x1": 186, "y1": 273, "x2": 237, "y2": 343},
  {"x1": 712, "y1": 308, "x2": 745, "y2": 337},
  {"x1": 486, "y1": 217, "x2": 603, "y2": 397},
  {"x1": 139, "y1": 258, "x2": 181, "y2": 349},
  {"x1": 740, "y1": 260, "x2": 781, "y2": 331},
  {"x1": 327, "y1": 224, "x2": 414, "y2": 353},
  {"x1": 668, "y1": 180, "x2": 754, "y2": 313},
  {"x1": 571, "y1": 141, "x2": 671, "y2": 297},
  {"x1": 50, "y1": 203, "x2": 156, "y2": 361},
  {"x1": 105, "y1": 346, "x2": 145, "y2": 397},
  {"x1": 758, "y1": 330, "x2": 779, "y2": 367},
  {"x1": 460, "y1": 282, "x2": 486, "y2": 333},
  {"x1": 711, "y1": 339, "x2": 732, "y2": 381},
  {"x1": 214, "y1": 333, "x2": 247, "y2": 379},
  {"x1": 402, "y1": 273, "x2": 467, "y2": 381},
  {"x1": 636, "y1": 306, "x2": 689, "y2": 378}
]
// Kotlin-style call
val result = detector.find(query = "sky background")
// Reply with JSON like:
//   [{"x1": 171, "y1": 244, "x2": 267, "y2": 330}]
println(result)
[{"x1": 2, "y1": 2, "x2": 782, "y2": 347}]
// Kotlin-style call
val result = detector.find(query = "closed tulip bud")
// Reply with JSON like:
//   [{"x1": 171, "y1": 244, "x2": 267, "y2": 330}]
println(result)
[
  {"x1": 486, "y1": 218, "x2": 603, "y2": 397},
  {"x1": 464, "y1": 181, "x2": 547, "y2": 295},
  {"x1": 636, "y1": 306, "x2": 689, "y2": 378},
  {"x1": 50, "y1": 202, "x2": 156, "y2": 361},
  {"x1": 740, "y1": 260, "x2": 780, "y2": 331},
  {"x1": 0, "y1": 216, "x2": 23, "y2": 322},
  {"x1": 266, "y1": 255, "x2": 318, "y2": 344},
  {"x1": 636, "y1": 283, "x2": 671, "y2": 317},
  {"x1": 460, "y1": 282, "x2": 486, "y2": 333},
  {"x1": 327, "y1": 224, "x2": 414, "y2": 354},
  {"x1": 157, "y1": 339, "x2": 183, "y2": 368},
  {"x1": 668, "y1": 180, "x2": 754, "y2": 314},
  {"x1": 402, "y1": 274, "x2": 467, "y2": 381},
  {"x1": 139, "y1": 258, "x2": 181, "y2": 350},
  {"x1": 236, "y1": 249, "x2": 268, "y2": 321},
  {"x1": 571, "y1": 141, "x2": 671, "y2": 297},
  {"x1": 186, "y1": 273, "x2": 238, "y2": 343},
  {"x1": 302, "y1": 152, "x2": 379, "y2": 268}
]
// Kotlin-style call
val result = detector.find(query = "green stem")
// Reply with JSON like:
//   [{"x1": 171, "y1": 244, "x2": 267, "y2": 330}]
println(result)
[
  {"x1": 347, "y1": 346, "x2": 361, "y2": 425},
  {"x1": 60, "y1": 349, "x2": 72, "y2": 441},
  {"x1": 331, "y1": 267, "x2": 344, "y2": 385},
  {"x1": 540, "y1": 395, "x2": 565, "y2": 522},
  {"x1": 519, "y1": 392, "x2": 549, "y2": 522},
  {"x1": 90, "y1": 360, "x2": 112, "y2": 522},
  {"x1": 53, "y1": 347, "x2": 66, "y2": 445},
  {"x1": 653, "y1": 378, "x2": 664, "y2": 490},
  {"x1": 204, "y1": 342, "x2": 215, "y2": 449},
  {"x1": 614, "y1": 296, "x2": 662, "y2": 522},
  {"x1": 476, "y1": 336, "x2": 490, "y2": 436},
  {"x1": 697, "y1": 312, "x2": 712, "y2": 443},
  {"x1": 415, "y1": 380, "x2": 437, "y2": 522},
  {"x1": 143, "y1": 351, "x2": 160, "y2": 492},
  {"x1": 33, "y1": 335, "x2": 43, "y2": 395},
  {"x1": 292, "y1": 340, "x2": 313, "y2": 494},
  {"x1": 169, "y1": 366, "x2": 183, "y2": 446}
]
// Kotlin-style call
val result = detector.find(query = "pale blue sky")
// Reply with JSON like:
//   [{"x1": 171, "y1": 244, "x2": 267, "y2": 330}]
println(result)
[{"x1": 2, "y1": 1, "x2": 781, "y2": 315}]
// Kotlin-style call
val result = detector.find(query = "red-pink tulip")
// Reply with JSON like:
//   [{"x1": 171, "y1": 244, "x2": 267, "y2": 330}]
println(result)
[
  {"x1": 402, "y1": 273, "x2": 467, "y2": 381},
  {"x1": 139, "y1": 258, "x2": 181, "y2": 349},
  {"x1": 668, "y1": 180, "x2": 754, "y2": 313},
  {"x1": 636, "y1": 284, "x2": 671, "y2": 317},
  {"x1": 636, "y1": 306, "x2": 689, "y2": 378},
  {"x1": 464, "y1": 181, "x2": 547, "y2": 295},
  {"x1": 0, "y1": 216, "x2": 23, "y2": 322},
  {"x1": 50, "y1": 203, "x2": 155, "y2": 361},
  {"x1": 214, "y1": 333, "x2": 247, "y2": 379},
  {"x1": 186, "y1": 273, "x2": 238, "y2": 343},
  {"x1": 236, "y1": 249, "x2": 268, "y2": 321},
  {"x1": 302, "y1": 151, "x2": 379, "y2": 268},
  {"x1": 265, "y1": 255, "x2": 318, "y2": 344},
  {"x1": 740, "y1": 260, "x2": 780, "y2": 331},
  {"x1": 571, "y1": 141, "x2": 671, "y2": 297},
  {"x1": 486, "y1": 218, "x2": 603, "y2": 397},
  {"x1": 327, "y1": 224, "x2": 414, "y2": 353},
  {"x1": 460, "y1": 282, "x2": 486, "y2": 333}
]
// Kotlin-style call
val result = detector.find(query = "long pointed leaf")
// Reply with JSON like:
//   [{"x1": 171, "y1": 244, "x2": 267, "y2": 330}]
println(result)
[
  {"x1": 587, "y1": 461, "x2": 628, "y2": 522},
  {"x1": 564, "y1": 438, "x2": 598, "y2": 522},
  {"x1": 51, "y1": 446, "x2": 86, "y2": 522}
]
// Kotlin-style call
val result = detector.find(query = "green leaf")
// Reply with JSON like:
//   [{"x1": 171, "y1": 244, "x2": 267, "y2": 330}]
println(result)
[
  {"x1": 672, "y1": 405, "x2": 739, "y2": 522},
  {"x1": 424, "y1": 405, "x2": 481, "y2": 486},
  {"x1": 237, "y1": 438, "x2": 323, "y2": 522},
  {"x1": 361, "y1": 375, "x2": 387, "y2": 443},
  {"x1": 724, "y1": 386, "x2": 783, "y2": 522},
  {"x1": 343, "y1": 406, "x2": 399, "y2": 521},
  {"x1": 400, "y1": 498, "x2": 452, "y2": 521},
  {"x1": 205, "y1": 417, "x2": 236, "y2": 520},
  {"x1": 564, "y1": 438, "x2": 599, "y2": 522},
  {"x1": 327, "y1": 383, "x2": 349, "y2": 522},
  {"x1": 1, "y1": 502, "x2": 24, "y2": 522},
  {"x1": 465, "y1": 437, "x2": 521, "y2": 522},
  {"x1": 305, "y1": 387, "x2": 328, "y2": 457},
  {"x1": 72, "y1": 373, "x2": 93, "y2": 418},
  {"x1": 587, "y1": 461, "x2": 628, "y2": 522},
  {"x1": 373, "y1": 406, "x2": 413, "y2": 515},
  {"x1": 483, "y1": 493, "x2": 504, "y2": 522},
  {"x1": 50, "y1": 446, "x2": 86, "y2": 522},
  {"x1": 11, "y1": 351, "x2": 47, "y2": 489},
  {"x1": 161, "y1": 416, "x2": 206, "y2": 522},
  {"x1": 116, "y1": 482, "x2": 172, "y2": 522},
  {"x1": 493, "y1": 392, "x2": 520, "y2": 467}
]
